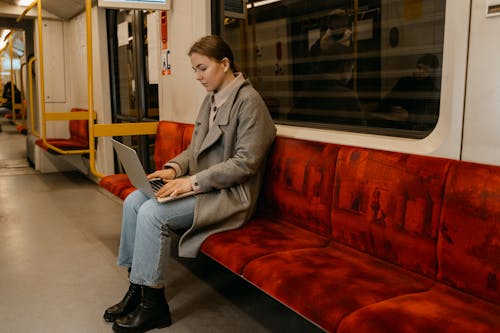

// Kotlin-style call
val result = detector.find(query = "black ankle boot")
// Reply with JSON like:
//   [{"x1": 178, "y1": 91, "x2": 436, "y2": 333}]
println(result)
[
  {"x1": 104, "y1": 283, "x2": 142, "y2": 323},
  {"x1": 112, "y1": 286, "x2": 171, "y2": 333}
]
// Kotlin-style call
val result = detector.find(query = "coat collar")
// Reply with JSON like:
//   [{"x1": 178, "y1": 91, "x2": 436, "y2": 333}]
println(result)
[
  {"x1": 195, "y1": 77, "x2": 249, "y2": 158},
  {"x1": 211, "y1": 73, "x2": 245, "y2": 109}
]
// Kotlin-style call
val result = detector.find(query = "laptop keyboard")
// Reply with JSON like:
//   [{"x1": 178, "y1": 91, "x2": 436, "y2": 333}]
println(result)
[{"x1": 150, "y1": 178, "x2": 164, "y2": 192}]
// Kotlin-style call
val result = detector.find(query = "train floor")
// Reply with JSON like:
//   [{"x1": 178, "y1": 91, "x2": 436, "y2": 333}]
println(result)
[{"x1": 0, "y1": 120, "x2": 323, "y2": 333}]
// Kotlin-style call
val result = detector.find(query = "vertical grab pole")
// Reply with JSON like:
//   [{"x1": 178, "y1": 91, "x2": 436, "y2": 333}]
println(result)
[
  {"x1": 16, "y1": 1, "x2": 41, "y2": 136},
  {"x1": 86, "y1": 0, "x2": 103, "y2": 178},
  {"x1": 36, "y1": 0, "x2": 50, "y2": 149}
]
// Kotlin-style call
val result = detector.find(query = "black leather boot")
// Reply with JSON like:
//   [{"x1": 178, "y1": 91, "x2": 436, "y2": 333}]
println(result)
[
  {"x1": 104, "y1": 283, "x2": 142, "y2": 323},
  {"x1": 112, "y1": 286, "x2": 171, "y2": 333}
]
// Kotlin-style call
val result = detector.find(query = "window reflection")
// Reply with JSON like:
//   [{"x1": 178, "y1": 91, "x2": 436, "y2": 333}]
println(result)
[{"x1": 221, "y1": 0, "x2": 445, "y2": 138}]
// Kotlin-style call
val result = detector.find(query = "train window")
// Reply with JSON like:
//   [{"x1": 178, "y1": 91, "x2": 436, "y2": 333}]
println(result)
[{"x1": 216, "y1": 0, "x2": 445, "y2": 138}]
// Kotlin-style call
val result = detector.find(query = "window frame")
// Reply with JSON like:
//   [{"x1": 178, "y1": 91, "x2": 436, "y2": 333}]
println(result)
[{"x1": 212, "y1": 0, "x2": 469, "y2": 160}]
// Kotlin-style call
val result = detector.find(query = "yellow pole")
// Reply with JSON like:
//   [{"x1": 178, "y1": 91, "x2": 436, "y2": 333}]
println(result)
[
  {"x1": 35, "y1": 0, "x2": 50, "y2": 150},
  {"x1": 16, "y1": 0, "x2": 38, "y2": 23},
  {"x1": 86, "y1": 0, "x2": 103, "y2": 178},
  {"x1": 9, "y1": 34, "x2": 15, "y2": 122}
]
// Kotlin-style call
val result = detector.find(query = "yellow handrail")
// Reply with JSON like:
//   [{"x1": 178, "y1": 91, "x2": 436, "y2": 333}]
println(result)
[
  {"x1": 93, "y1": 122, "x2": 158, "y2": 137},
  {"x1": 26, "y1": 1, "x2": 94, "y2": 156},
  {"x1": 16, "y1": 0, "x2": 37, "y2": 23},
  {"x1": 35, "y1": 0, "x2": 51, "y2": 152},
  {"x1": 85, "y1": 0, "x2": 102, "y2": 177},
  {"x1": 45, "y1": 111, "x2": 96, "y2": 121},
  {"x1": 17, "y1": 0, "x2": 160, "y2": 179}
]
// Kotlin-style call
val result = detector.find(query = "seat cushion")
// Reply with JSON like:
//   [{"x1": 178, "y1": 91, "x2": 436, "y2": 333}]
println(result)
[
  {"x1": 154, "y1": 121, "x2": 193, "y2": 169},
  {"x1": 99, "y1": 174, "x2": 134, "y2": 200},
  {"x1": 242, "y1": 245, "x2": 434, "y2": 333},
  {"x1": 68, "y1": 108, "x2": 89, "y2": 143},
  {"x1": 35, "y1": 138, "x2": 89, "y2": 151},
  {"x1": 35, "y1": 108, "x2": 89, "y2": 152},
  {"x1": 437, "y1": 161, "x2": 500, "y2": 305},
  {"x1": 201, "y1": 218, "x2": 329, "y2": 274},
  {"x1": 337, "y1": 283, "x2": 500, "y2": 333},
  {"x1": 201, "y1": 136, "x2": 339, "y2": 274},
  {"x1": 258, "y1": 137, "x2": 340, "y2": 238},
  {"x1": 332, "y1": 147, "x2": 452, "y2": 278}
]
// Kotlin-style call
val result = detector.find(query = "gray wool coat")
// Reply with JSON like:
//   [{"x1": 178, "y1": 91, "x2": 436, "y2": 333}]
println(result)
[{"x1": 166, "y1": 79, "x2": 276, "y2": 258}]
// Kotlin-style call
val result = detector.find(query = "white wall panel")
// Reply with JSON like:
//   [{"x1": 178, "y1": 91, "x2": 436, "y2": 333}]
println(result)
[
  {"x1": 462, "y1": 0, "x2": 500, "y2": 166},
  {"x1": 35, "y1": 19, "x2": 70, "y2": 139},
  {"x1": 42, "y1": 20, "x2": 66, "y2": 103},
  {"x1": 91, "y1": 7, "x2": 114, "y2": 176},
  {"x1": 65, "y1": 13, "x2": 88, "y2": 109},
  {"x1": 159, "y1": 0, "x2": 211, "y2": 122}
]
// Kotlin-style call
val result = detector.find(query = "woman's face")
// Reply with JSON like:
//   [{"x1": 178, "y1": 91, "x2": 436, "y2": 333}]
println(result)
[{"x1": 190, "y1": 52, "x2": 229, "y2": 92}]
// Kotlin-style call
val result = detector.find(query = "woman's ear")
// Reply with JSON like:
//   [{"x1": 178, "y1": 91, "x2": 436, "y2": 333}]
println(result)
[{"x1": 222, "y1": 57, "x2": 230, "y2": 72}]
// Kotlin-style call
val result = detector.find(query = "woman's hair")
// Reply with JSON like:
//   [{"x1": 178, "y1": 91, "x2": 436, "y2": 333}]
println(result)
[{"x1": 188, "y1": 35, "x2": 239, "y2": 73}]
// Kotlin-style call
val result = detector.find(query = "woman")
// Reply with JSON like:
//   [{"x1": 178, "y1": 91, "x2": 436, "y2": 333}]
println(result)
[{"x1": 104, "y1": 35, "x2": 277, "y2": 333}]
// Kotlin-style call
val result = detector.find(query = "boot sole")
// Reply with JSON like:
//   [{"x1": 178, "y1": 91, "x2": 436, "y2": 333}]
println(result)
[
  {"x1": 112, "y1": 316, "x2": 171, "y2": 333},
  {"x1": 103, "y1": 307, "x2": 140, "y2": 323}
]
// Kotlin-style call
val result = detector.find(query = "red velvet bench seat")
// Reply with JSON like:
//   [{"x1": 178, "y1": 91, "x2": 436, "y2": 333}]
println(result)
[
  {"x1": 241, "y1": 147, "x2": 452, "y2": 332},
  {"x1": 337, "y1": 161, "x2": 500, "y2": 333},
  {"x1": 35, "y1": 108, "x2": 89, "y2": 152},
  {"x1": 99, "y1": 121, "x2": 193, "y2": 199},
  {"x1": 200, "y1": 137, "x2": 340, "y2": 274},
  {"x1": 99, "y1": 120, "x2": 500, "y2": 332}
]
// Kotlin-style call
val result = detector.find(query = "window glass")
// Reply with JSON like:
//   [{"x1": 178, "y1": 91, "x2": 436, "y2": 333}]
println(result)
[{"x1": 220, "y1": 0, "x2": 445, "y2": 138}]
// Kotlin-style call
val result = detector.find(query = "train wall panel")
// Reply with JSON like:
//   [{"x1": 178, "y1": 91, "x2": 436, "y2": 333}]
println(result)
[
  {"x1": 159, "y1": 0, "x2": 211, "y2": 124},
  {"x1": 462, "y1": 0, "x2": 500, "y2": 166}
]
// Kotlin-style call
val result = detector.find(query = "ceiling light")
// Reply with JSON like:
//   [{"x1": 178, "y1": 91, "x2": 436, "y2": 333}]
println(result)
[{"x1": 16, "y1": 0, "x2": 35, "y2": 6}]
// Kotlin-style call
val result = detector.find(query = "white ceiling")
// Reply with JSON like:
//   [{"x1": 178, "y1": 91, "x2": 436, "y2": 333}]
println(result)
[{"x1": 0, "y1": 0, "x2": 93, "y2": 20}]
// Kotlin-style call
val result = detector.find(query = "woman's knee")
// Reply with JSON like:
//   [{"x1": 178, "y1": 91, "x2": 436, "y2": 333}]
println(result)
[
  {"x1": 124, "y1": 190, "x2": 148, "y2": 212},
  {"x1": 136, "y1": 200, "x2": 164, "y2": 230}
]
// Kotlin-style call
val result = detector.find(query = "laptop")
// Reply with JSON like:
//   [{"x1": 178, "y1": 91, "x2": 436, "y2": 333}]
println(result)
[{"x1": 111, "y1": 139, "x2": 196, "y2": 203}]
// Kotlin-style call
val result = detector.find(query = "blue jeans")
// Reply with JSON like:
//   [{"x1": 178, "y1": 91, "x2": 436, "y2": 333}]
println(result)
[{"x1": 117, "y1": 190, "x2": 196, "y2": 287}]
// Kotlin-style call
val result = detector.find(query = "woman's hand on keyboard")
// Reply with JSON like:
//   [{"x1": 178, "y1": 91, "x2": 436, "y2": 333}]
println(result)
[
  {"x1": 156, "y1": 177, "x2": 192, "y2": 198},
  {"x1": 147, "y1": 168, "x2": 176, "y2": 182}
]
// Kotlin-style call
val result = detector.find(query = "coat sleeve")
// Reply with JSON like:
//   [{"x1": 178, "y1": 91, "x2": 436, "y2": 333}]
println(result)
[
  {"x1": 195, "y1": 89, "x2": 276, "y2": 191},
  {"x1": 164, "y1": 143, "x2": 192, "y2": 176}
]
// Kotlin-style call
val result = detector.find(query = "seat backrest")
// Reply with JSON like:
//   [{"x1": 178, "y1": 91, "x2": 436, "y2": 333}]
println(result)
[
  {"x1": 154, "y1": 121, "x2": 194, "y2": 170},
  {"x1": 332, "y1": 146, "x2": 452, "y2": 278},
  {"x1": 68, "y1": 108, "x2": 89, "y2": 145},
  {"x1": 258, "y1": 136, "x2": 340, "y2": 238},
  {"x1": 437, "y1": 161, "x2": 500, "y2": 305}
]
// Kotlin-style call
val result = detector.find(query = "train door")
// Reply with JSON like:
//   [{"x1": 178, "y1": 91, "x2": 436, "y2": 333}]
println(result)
[
  {"x1": 106, "y1": 9, "x2": 159, "y2": 172},
  {"x1": 0, "y1": 17, "x2": 34, "y2": 165}
]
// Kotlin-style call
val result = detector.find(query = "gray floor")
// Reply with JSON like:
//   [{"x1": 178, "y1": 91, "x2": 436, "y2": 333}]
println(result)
[{"x1": 0, "y1": 120, "x2": 323, "y2": 333}]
